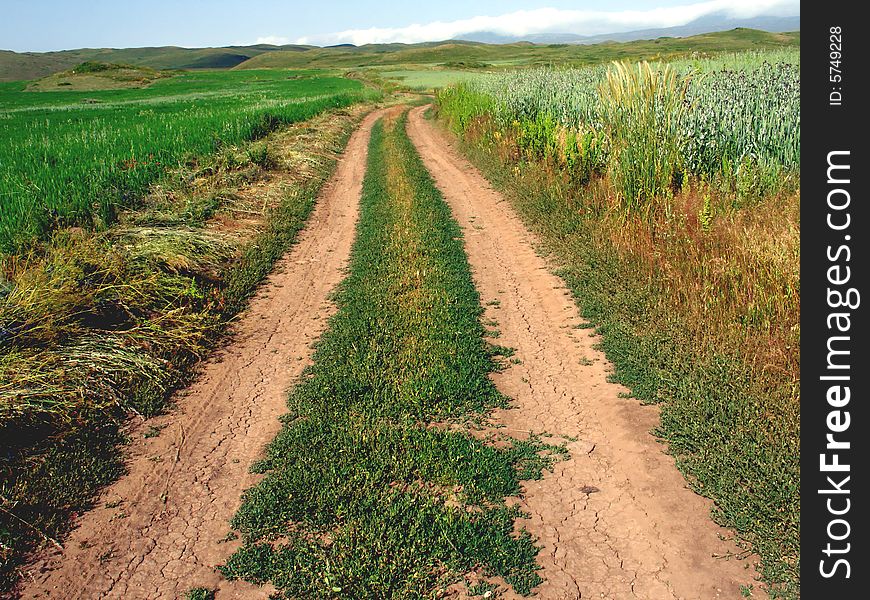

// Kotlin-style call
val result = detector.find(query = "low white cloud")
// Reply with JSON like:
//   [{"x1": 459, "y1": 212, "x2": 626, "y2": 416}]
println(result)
[
  {"x1": 296, "y1": 0, "x2": 798, "y2": 46},
  {"x1": 255, "y1": 35, "x2": 291, "y2": 46}
]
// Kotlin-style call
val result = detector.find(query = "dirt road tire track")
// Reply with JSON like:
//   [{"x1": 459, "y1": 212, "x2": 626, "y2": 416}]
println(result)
[
  {"x1": 407, "y1": 106, "x2": 763, "y2": 600},
  {"x1": 18, "y1": 108, "x2": 389, "y2": 600}
]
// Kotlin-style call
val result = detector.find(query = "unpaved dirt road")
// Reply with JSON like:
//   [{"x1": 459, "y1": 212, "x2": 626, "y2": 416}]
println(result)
[
  {"x1": 407, "y1": 105, "x2": 763, "y2": 600},
  {"x1": 19, "y1": 108, "x2": 388, "y2": 600},
  {"x1": 19, "y1": 104, "x2": 763, "y2": 600}
]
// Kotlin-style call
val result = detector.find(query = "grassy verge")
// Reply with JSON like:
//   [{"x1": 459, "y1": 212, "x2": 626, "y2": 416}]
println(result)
[
  {"x1": 433, "y1": 111, "x2": 799, "y2": 598},
  {"x1": 0, "y1": 101, "x2": 377, "y2": 591},
  {"x1": 220, "y1": 111, "x2": 564, "y2": 598}
]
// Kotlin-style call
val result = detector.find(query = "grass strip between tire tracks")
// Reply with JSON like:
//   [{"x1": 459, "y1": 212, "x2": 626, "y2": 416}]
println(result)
[{"x1": 220, "y1": 110, "x2": 565, "y2": 598}]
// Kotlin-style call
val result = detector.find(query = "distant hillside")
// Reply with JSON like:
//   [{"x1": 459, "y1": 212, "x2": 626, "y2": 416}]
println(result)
[
  {"x1": 458, "y1": 14, "x2": 800, "y2": 45},
  {"x1": 0, "y1": 44, "x2": 313, "y2": 82},
  {"x1": 237, "y1": 28, "x2": 800, "y2": 71},
  {"x1": 0, "y1": 50, "x2": 75, "y2": 82},
  {"x1": 1, "y1": 28, "x2": 800, "y2": 82}
]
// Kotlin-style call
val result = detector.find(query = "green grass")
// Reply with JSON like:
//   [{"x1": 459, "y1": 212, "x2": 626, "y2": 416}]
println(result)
[
  {"x1": 220, "y1": 112, "x2": 564, "y2": 598},
  {"x1": 0, "y1": 70, "x2": 374, "y2": 253},
  {"x1": 436, "y1": 109, "x2": 799, "y2": 598},
  {"x1": 378, "y1": 70, "x2": 488, "y2": 91},
  {"x1": 186, "y1": 587, "x2": 216, "y2": 600},
  {"x1": 0, "y1": 103, "x2": 377, "y2": 593}
]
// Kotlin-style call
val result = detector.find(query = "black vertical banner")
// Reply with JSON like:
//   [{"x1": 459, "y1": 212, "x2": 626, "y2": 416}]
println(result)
[{"x1": 802, "y1": 2, "x2": 868, "y2": 597}]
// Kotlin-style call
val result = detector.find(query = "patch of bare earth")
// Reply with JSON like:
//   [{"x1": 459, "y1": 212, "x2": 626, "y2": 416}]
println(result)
[
  {"x1": 407, "y1": 105, "x2": 765, "y2": 600},
  {"x1": 17, "y1": 108, "x2": 388, "y2": 600}
]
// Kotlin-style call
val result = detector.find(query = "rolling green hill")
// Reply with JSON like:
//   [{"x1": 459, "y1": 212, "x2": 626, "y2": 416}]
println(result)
[
  {"x1": 0, "y1": 44, "x2": 313, "y2": 81},
  {"x1": 237, "y1": 29, "x2": 799, "y2": 70},
  {"x1": 1, "y1": 28, "x2": 798, "y2": 83},
  {"x1": 25, "y1": 62, "x2": 170, "y2": 91}
]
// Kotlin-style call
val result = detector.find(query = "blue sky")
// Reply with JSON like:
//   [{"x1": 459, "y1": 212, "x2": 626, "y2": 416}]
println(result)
[{"x1": 2, "y1": 0, "x2": 799, "y2": 52}]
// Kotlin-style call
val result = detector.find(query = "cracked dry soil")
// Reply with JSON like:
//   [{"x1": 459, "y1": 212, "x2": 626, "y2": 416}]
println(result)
[
  {"x1": 18, "y1": 108, "x2": 389, "y2": 600},
  {"x1": 407, "y1": 105, "x2": 765, "y2": 600}
]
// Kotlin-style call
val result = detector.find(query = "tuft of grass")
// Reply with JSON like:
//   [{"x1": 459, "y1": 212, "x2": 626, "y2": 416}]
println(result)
[
  {"x1": 185, "y1": 587, "x2": 214, "y2": 600},
  {"x1": 221, "y1": 113, "x2": 564, "y2": 598},
  {"x1": 186, "y1": 588, "x2": 215, "y2": 600},
  {"x1": 598, "y1": 61, "x2": 687, "y2": 213}
]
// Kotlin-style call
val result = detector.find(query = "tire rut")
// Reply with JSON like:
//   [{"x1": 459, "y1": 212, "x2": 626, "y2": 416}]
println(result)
[{"x1": 406, "y1": 105, "x2": 764, "y2": 600}]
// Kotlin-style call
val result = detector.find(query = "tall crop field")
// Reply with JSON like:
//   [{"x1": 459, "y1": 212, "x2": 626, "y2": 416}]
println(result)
[
  {"x1": 0, "y1": 70, "x2": 372, "y2": 253},
  {"x1": 439, "y1": 50, "x2": 799, "y2": 207}
]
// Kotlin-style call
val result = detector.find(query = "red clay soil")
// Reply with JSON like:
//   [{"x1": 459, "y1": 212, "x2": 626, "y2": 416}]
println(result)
[
  {"x1": 18, "y1": 108, "x2": 388, "y2": 600},
  {"x1": 407, "y1": 105, "x2": 765, "y2": 600}
]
